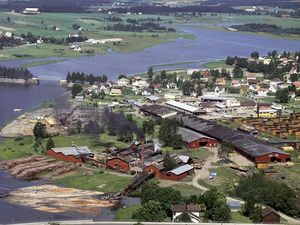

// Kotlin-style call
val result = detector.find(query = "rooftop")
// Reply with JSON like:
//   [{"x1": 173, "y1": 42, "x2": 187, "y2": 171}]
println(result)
[
  {"x1": 51, "y1": 146, "x2": 92, "y2": 156},
  {"x1": 166, "y1": 100, "x2": 201, "y2": 113},
  {"x1": 168, "y1": 164, "x2": 194, "y2": 175}
]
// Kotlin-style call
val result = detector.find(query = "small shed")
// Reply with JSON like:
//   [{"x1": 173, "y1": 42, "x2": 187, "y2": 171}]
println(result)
[{"x1": 261, "y1": 207, "x2": 280, "y2": 224}]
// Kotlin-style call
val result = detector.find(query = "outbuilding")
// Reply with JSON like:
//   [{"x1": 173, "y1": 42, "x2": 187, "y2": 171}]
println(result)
[
  {"x1": 47, "y1": 146, "x2": 93, "y2": 163},
  {"x1": 178, "y1": 127, "x2": 218, "y2": 148},
  {"x1": 261, "y1": 207, "x2": 280, "y2": 224}
]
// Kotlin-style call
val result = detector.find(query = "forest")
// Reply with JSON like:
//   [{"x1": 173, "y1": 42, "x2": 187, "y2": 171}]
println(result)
[
  {"x1": 231, "y1": 23, "x2": 300, "y2": 35},
  {"x1": 0, "y1": 66, "x2": 33, "y2": 79}
]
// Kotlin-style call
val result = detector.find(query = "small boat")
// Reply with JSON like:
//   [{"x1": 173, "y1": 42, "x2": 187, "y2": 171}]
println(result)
[{"x1": 13, "y1": 108, "x2": 23, "y2": 112}]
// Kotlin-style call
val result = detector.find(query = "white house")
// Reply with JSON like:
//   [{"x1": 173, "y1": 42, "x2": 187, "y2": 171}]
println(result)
[
  {"x1": 117, "y1": 78, "x2": 129, "y2": 87},
  {"x1": 23, "y1": 8, "x2": 40, "y2": 14},
  {"x1": 171, "y1": 204, "x2": 200, "y2": 223},
  {"x1": 231, "y1": 80, "x2": 241, "y2": 87},
  {"x1": 141, "y1": 88, "x2": 153, "y2": 96},
  {"x1": 214, "y1": 86, "x2": 225, "y2": 95},
  {"x1": 257, "y1": 88, "x2": 269, "y2": 97},
  {"x1": 132, "y1": 79, "x2": 148, "y2": 89},
  {"x1": 187, "y1": 68, "x2": 201, "y2": 75}
]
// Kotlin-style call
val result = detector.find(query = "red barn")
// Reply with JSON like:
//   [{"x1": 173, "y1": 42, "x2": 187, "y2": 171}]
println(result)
[
  {"x1": 47, "y1": 146, "x2": 94, "y2": 163},
  {"x1": 178, "y1": 127, "x2": 218, "y2": 148},
  {"x1": 144, "y1": 163, "x2": 194, "y2": 181},
  {"x1": 262, "y1": 207, "x2": 280, "y2": 224},
  {"x1": 106, "y1": 156, "x2": 134, "y2": 173}
]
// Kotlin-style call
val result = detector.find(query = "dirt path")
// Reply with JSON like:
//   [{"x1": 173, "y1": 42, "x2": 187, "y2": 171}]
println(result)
[{"x1": 190, "y1": 148, "x2": 300, "y2": 224}]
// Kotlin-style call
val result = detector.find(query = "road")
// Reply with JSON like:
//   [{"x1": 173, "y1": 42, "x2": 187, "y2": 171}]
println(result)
[{"x1": 190, "y1": 149, "x2": 300, "y2": 224}]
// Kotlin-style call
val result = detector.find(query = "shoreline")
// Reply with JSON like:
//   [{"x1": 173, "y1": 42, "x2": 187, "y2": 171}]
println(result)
[{"x1": 0, "y1": 77, "x2": 39, "y2": 85}]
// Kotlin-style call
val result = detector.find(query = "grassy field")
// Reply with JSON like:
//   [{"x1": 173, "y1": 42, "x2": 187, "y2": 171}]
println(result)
[
  {"x1": 115, "y1": 205, "x2": 140, "y2": 221},
  {"x1": 198, "y1": 167, "x2": 238, "y2": 194},
  {"x1": 202, "y1": 60, "x2": 233, "y2": 69},
  {"x1": 172, "y1": 184, "x2": 203, "y2": 197},
  {"x1": 0, "y1": 133, "x2": 128, "y2": 160},
  {"x1": 0, "y1": 12, "x2": 192, "y2": 60},
  {"x1": 230, "y1": 212, "x2": 252, "y2": 223},
  {"x1": 54, "y1": 171, "x2": 132, "y2": 192}
]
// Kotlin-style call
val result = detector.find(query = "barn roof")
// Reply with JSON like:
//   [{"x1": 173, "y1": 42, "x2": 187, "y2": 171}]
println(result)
[
  {"x1": 178, "y1": 127, "x2": 215, "y2": 143},
  {"x1": 166, "y1": 100, "x2": 202, "y2": 113},
  {"x1": 262, "y1": 207, "x2": 280, "y2": 217},
  {"x1": 171, "y1": 204, "x2": 200, "y2": 212},
  {"x1": 141, "y1": 104, "x2": 177, "y2": 118},
  {"x1": 178, "y1": 115, "x2": 289, "y2": 159},
  {"x1": 51, "y1": 146, "x2": 92, "y2": 156},
  {"x1": 169, "y1": 164, "x2": 194, "y2": 175}
]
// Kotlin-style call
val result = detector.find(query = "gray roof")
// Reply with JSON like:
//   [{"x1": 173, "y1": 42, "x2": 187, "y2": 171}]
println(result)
[
  {"x1": 178, "y1": 127, "x2": 214, "y2": 143},
  {"x1": 51, "y1": 146, "x2": 92, "y2": 156},
  {"x1": 178, "y1": 115, "x2": 289, "y2": 159},
  {"x1": 169, "y1": 164, "x2": 194, "y2": 175},
  {"x1": 146, "y1": 95, "x2": 161, "y2": 101},
  {"x1": 141, "y1": 104, "x2": 177, "y2": 118},
  {"x1": 166, "y1": 100, "x2": 201, "y2": 113}
]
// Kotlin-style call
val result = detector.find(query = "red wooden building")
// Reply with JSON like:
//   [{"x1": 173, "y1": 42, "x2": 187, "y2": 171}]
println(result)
[
  {"x1": 106, "y1": 156, "x2": 133, "y2": 173},
  {"x1": 178, "y1": 127, "x2": 218, "y2": 148},
  {"x1": 144, "y1": 163, "x2": 194, "y2": 181},
  {"x1": 47, "y1": 146, "x2": 94, "y2": 163},
  {"x1": 261, "y1": 207, "x2": 280, "y2": 224}
]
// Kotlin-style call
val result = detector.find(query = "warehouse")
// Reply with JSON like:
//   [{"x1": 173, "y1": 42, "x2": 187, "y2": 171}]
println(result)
[
  {"x1": 47, "y1": 146, "x2": 94, "y2": 163},
  {"x1": 179, "y1": 115, "x2": 290, "y2": 164},
  {"x1": 178, "y1": 127, "x2": 218, "y2": 148},
  {"x1": 166, "y1": 100, "x2": 205, "y2": 115},
  {"x1": 144, "y1": 163, "x2": 194, "y2": 181},
  {"x1": 140, "y1": 104, "x2": 177, "y2": 119}
]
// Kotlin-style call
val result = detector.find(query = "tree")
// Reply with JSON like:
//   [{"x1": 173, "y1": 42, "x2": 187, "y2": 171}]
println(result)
[
  {"x1": 142, "y1": 120, "x2": 155, "y2": 139},
  {"x1": 181, "y1": 80, "x2": 194, "y2": 96},
  {"x1": 7, "y1": 16, "x2": 10, "y2": 22},
  {"x1": 76, "y1": 120, "x2": 82, "y2": 133},
  {"x1": 219, "y1": 141, "x2": 235, "y2": 158},
  {"x1": 147, "y1": 67, "x2": 154, "y2": 80},
  {"x1": 176, "y1": 212, "x2": 192, "y2": 222},
  {"x1": 196, "y1": 85, "x2": 203, "y2": 97},
  {"x1": 250, "y1": 51, "x2": 259, "y2": 59},
  {"x1": 203, "y1": 188, "x2": 231, "y2": 222},
  {"x1": 233, "y1": 66, "x2": 243, "y2": 78},
  {"x1": 118, "y1": 74, "x2": 127, "y2": 79},
  {"x1": 163, "y1": 151, "x2": 177, "y2": 171},
  {"x1": 276, "y1": 88, "x2": 290, "y2": 103},
  {"x1": 46, "y1": 138, "x2": 55, "y2": 150},
  {"x1": 290, "y1": 73, "x2": 298, "y2": 82},
  {"x1": 250, "y1": 205, "x2": 262, "y2": 223},
  {"x1": 132, "y1": 200, "x2": 166, "y2": 222},
  {"x1": 243, "y1": 198, "x2": 255, "y2": 217},
  {"x1": 71, "y1": 83, "x2": 83, "y2": 98},
  {"x1": 33, "y1": 122, "x2": 47, "y2": 140},
  {"x1": 158, "y1": 120, "x2": 182, "y2": 148},
  {"x1": 84, "y1": 120, "x2": 102, "y2": 135}
]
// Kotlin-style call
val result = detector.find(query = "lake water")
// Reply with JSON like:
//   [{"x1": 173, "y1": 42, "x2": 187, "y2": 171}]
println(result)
[
  {"x1": 0, "y1": 26, "x2": 300, "y2": 81},
  {"x1": 0, "y1": 83, "x2": 67, "y2": 129}
]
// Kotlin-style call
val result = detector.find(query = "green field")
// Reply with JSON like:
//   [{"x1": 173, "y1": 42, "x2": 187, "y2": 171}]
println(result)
[
  {"x1": 54, "y1": 171, "x2": 132, "y2": 192},
  {"x1": 115, "y1": 205, "x2": 140, "y2": 221},
  {"x1": 0, "y1": 12, "x2": 192, "y2": 60},
  {"x1": 0, "y1": 133, "x2": 128, "y2": 160},
  {"x1": 202, "y1": 60, "x2": 233, "y2": 69}
]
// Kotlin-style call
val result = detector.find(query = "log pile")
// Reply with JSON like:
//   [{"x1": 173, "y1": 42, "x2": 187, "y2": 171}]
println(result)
[
  {"x1": 238, "y1": 113, "x2": 300, "y2": 139},
  {"x1": 3, "y1": 155, "x2": 78, "y2": 180}
]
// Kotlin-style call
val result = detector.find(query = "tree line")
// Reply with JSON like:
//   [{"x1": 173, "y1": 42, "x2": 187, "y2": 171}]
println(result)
[
  {"x1": 66, "y1": 71, "x2": 108, "y2": 84},
  {"x1": 132, "y1": 181, "x2": 231, "y2": 222},
  {"x1": 103, "y1": 22, "x2": 175, "y2": 32},
  {"x1": 0, "y1": 66, "x2": 33, "y2": 80},
  {"x1": 20, "y1": 32, "x2": 87, "y2": 45},
  {"x1": 231, "y1": 23, "x2": 300, "y2": 35}
]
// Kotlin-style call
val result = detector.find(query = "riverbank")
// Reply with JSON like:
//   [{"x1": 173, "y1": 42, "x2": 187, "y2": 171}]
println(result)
[{"x1": 0, "y1": 77, "x2": 39, "y2": 85}]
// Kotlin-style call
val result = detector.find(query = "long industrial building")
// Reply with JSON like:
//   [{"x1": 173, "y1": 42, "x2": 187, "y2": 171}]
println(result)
[{"x1": 179, "y1": 115, "x2": 291, "y2": 164}]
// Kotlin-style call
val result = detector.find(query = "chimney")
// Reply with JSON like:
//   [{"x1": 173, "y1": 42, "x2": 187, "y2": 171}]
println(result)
[{"x1": 141, "y1": 138, "x2": 145, "y2": 169}]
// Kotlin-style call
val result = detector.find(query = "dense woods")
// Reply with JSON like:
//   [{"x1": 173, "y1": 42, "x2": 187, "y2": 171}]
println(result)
[
  {"x1": 235, "y1": 173, "x2": 299, "y2": 217},
  {"x1": 66, "y1": 71, "x2": 108, "y2": 84},
  {"x1": 0, "y1": 66, "x2": 33, "y2": 79},
  {"x1": 231, "y1": 23, "x2": 300, "y2": 35},
  {"x1": 104, "y1": 22, "x2": 175, "y2": 32}
]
